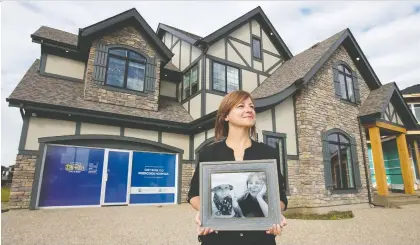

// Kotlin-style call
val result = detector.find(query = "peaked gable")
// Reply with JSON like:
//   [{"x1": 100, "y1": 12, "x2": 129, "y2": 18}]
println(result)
[
  {"x1": 197, "y1": 6, "x2": 293, "y2": 60},
  {"x1": 78, "y1": 8, "x2": 172, "y2": 61}
]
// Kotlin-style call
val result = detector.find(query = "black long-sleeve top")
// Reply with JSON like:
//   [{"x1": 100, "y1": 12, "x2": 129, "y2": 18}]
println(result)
[{"x1": 187, "y1": 139, "x2": 288, "y2": 245}]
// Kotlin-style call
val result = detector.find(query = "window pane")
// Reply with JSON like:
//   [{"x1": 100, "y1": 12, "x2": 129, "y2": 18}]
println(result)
[
  {"x1": 414, "y1": 104, "x2": 420, "y2": 122},
  {"x1": 191, "y1": 66, "x2": 198, "y2": 84},
  {"x1": 329, "y1": 144, "x2": 340, "y2": 189},
  {"x1": 328, "y1": 133, "x2": 338, "y2": 142},
  {"x1": 252, "y1": 38, "x2": 261, "y2": 59},
  {"x1": 339, "y1": 74, "x2": 347, "y2": 100},
  {"x1": 128, "y1": 52, "x2": 146, "y2": 62},
  {"x1": 106, "y1": 57, "x2": 126, "y2": 87},
  {"x1": 213, "y1": 63, "x2": 226, "y2": 92},
  {"x1": 338, "y1": 65, "x2": 344, "y2": 72},
  {"x1": 267, "y1": 137, "x2": 279, "y2": 149},
  {"x1": 183, "y1": 73, "x2": 190, "y2": 99},
  {"x1": 109, "y1": 49, "x2": 127, "y2": 57},
  {"x1": 226, "y1": 66, "x2": 239, "y2": 93},
  {"x1": 340, "y1": 145, "x2": 355, "y2": 189},
  {"x1": 126, "y1": 62, "x2": 145, "y2": 91},
  {"x1": 346, "y1": 76, "x2": 355, "y2": 102},
  {"x1": 339, "y1": 134, "x2": 349, "y2": 144},
  {"x1": 344, "y1": 67, "x2": 351, "y2": 75}
]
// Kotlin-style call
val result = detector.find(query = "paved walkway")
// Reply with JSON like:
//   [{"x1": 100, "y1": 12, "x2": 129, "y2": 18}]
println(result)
[{"x1": 2, "y1": 204, "x2": 420, "y2": 245}]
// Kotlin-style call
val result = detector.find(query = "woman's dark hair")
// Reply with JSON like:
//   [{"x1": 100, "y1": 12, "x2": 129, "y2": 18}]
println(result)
[{"x1": 214, "y1": 90, "x2": 257, "y2": 141}]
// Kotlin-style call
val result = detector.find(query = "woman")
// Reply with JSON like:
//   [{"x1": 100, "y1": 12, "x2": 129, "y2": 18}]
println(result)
[
  {"x1": 187, "y1": 90, "x2": 288, "y2": 245},
  {"x1": 236, "y1": 172, "x2": 269, "y2": 218}
]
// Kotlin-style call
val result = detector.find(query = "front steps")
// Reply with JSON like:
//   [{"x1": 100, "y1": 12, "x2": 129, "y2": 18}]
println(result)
[{"x1": 373, "y1": 192, "x2": 420, "y2": 207}]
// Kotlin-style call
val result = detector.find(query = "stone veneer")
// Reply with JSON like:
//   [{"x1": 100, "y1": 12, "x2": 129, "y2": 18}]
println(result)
[
  {"x1": 8, "y1": 154, "x2": 37, "y2": 209},
  {"x1": 181, "y1": 161, "x2": 196, "y2": 203},
  {"x1": 84, "y1": 25, "x2": 161, "y2": 111},
  {"x1": 290, "y1": 45, "x2": 373, "y2": 208}
]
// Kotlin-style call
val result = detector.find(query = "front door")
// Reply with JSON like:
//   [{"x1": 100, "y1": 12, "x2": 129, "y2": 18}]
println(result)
[{"x1": 101, "y1": 150, "x2": 132, "y2": 205}]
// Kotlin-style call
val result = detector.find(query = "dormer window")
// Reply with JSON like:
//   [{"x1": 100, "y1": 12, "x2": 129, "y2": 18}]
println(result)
[{"x1": 105, "y1": 48, "x2": 146, "y2": 92}]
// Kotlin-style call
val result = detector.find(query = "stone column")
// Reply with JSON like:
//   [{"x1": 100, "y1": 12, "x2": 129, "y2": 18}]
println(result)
[{"x1": 9, "y1": 154, "x2": 37, "y2": 209}]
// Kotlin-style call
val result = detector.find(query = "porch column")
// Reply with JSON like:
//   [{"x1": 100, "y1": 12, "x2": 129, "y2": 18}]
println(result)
[
  {"x1": 413, "y1": 140, "x2": 420, "y2": 180},
  {"x1": 369, "y1": 126, "x2": 388, "y2": 196},
  {"x1": 396, "y1": 133, "x2": 415, "y2": 194}
]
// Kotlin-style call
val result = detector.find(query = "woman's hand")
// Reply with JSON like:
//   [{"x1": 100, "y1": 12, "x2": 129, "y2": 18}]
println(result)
[
  {"x1": 266, "y1": 215, "x2": 287, "y2": 236},
  {"x1": 195, "y1": 211, "x2": 214, "y2": 235},
  {"x1": 257, "y1": 184, "x2": 267, "y2": 199}
]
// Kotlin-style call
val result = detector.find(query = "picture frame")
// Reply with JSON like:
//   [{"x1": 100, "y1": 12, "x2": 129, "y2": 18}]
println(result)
[{"x1": 199, "y1": 159, "x2": 282, "y2": 231}]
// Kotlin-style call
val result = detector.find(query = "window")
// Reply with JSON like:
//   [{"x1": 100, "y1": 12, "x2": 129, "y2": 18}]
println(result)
[
  {"x1": 105, "y1": 48, "x2": 146, "y2": 92},
  {"x1": 183, "y1": 65, "x2": 198, "y2": 99},
  {"x1": 252, "y1": 37, "x2": 261, "y2": 59},
  {"x1": 327, "y1": 132, "x2": 355, "y2": 190},
  {"x1": 263, "y1": 132, "x2": 288, "y2": 194},
  {"x1": 212, "y1": 62, "x2": 240, "y2": 93},
  {"x1": 337, "y1": 64, "x2": 355, "y2": 102},
  {"x1": 412, "y1": 104, "x2": 420, "y2": 123}
]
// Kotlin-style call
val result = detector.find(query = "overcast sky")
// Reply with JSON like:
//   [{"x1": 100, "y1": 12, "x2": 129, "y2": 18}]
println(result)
[{"x1": 1, "y1": 1, "x2": 420, "y2": 166}]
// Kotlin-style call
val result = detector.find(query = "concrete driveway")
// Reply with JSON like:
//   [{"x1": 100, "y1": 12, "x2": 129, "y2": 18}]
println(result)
[{"x1": 2, "y1": 204, "x2": 420, "y2": 245}]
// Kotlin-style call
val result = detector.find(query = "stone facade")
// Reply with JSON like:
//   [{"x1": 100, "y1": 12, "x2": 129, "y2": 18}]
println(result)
[
  {"x1": 181, "y1": 161, "x2": 196, "y2": 203},
  {"x1": 8, "y1": 154, "x2": 37, "y2": 209},
  {"x1": 84, "y1": 25, "x2": 161, "y2": 111},
  {"x1": 291, "y1": 45, "x2": 373, "y2": 208}
]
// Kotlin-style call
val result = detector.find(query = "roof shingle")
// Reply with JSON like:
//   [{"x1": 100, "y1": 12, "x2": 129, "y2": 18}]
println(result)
[
  {"x1": 358, "y1": 83, "x2": 395, "y2": 117},
  {"x1": 32, "y1": 26, "x2": 78, "y2": 47},
  {"x1": 8, "y1": 60, "x2": 193, "y2": 123},
  {"x1": 401, "y1": 84, "x2": 420, "y2": 95},
  {"x1": 251, "y1": 30, "x2": 345, "y2": 99}
]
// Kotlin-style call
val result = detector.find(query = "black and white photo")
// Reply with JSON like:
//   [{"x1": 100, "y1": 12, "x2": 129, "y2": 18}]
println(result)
[{"x1": 211, "y1": 172, "x2": 268, "y2": 218}]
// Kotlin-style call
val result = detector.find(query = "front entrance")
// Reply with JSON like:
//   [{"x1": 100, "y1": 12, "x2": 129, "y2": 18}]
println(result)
[{"x1": 101, "y1": 150, "x2": 132, "y2": 206}]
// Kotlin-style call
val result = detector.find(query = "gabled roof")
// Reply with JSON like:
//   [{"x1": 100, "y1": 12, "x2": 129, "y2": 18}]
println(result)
[
  {"x1": 198, "y1": 6, "x2": 293, "y2": 60},
  {"x1": 31, "y1": 26, "x2": 78, "y2": 48},
  {"x1": 7, "y1": 60, "x2": 193, "y2": 124},
  {"x1": 401, "y1": 84, "x2": 420, "y2": 95},
  {"x1": 78, "y1": 8, "x2": 173, "y2": 61},
  {"x1": 252, "y1": 28, "x2": 383, "y2": 108},
  {"x1": 157, "y1": 23, "x2": 202, "y2": 44},
  {"x1": 359, "y1": 82, "x2": 418, "y2": 129}
]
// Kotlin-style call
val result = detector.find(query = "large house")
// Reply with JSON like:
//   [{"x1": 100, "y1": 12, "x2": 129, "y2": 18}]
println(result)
[{"x1": 6, "y1": 6, "x2": 420, "y2": 211}]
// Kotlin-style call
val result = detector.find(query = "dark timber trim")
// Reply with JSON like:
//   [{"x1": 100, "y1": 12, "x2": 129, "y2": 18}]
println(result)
[
  {"x1": 18, "y1": 115, "x2": 30, "y2": 151},
  {"x1": 263, "y1": 50, "x2": 282, "y2": 59},
  {"x1": 201, "y1": 56, "x2": 206, "y2": 117},
  {"x1": 293, "y1": 94, "x2": 300, "y2": 156},
  {"x1": 257, "y1": 73, "x2": 260, "y2": 86},
  {"x1": 260, "y1": 26, "x2": 264, "y2": 72},
  {"x1": 120, "y1": 127, "x2": 125, "y2": 136},
  {"x1": 189, "y1": 43, "x2": 192, "y2": 65},
  {"x1": 271, "y1": 107, "x2": 276, "y2": 132},
  {"x1": 227, "y1": 36, "x2": 250, "y2": 48},
  {"x1": 227, "y1": 38, "x2": 251, "y2": 67},
  {"x1": 189, "y1": 135, "x2": 194, "y2": 160},
  {"x1": 207, "y1": 54, "x2": 270, "y2": 77},
  {"x1": 179, "y1": 40, "x2": 182, "y2": 70},
  {"x1": 18, "y1": 150, "x2": 39, "y2": 156},
  {"x1": 205, "y1": 130, "x2": 208, "y2": 140},
  {"x1": 249, "y1": 22, "x2": 254, "y2": 68},
  {"x1": 265, "y1": 59, "x2": 282, "y2": 74},
  {"x1": 171, "y1": 39, "x2": 180, "y2": 50},
  {"x1": 287, "y1": 155, "x2": 299, "y2": 160},
  {"x1": 75, "y1": 122, "x2": 81, "y2": 135},
  {"x1": 158, "y1": 131, "x2": 162, "y2": 143},
  {"x1": 224, "y1": 37, "x2": 228, "y2": 60},
  {"x1": 206, "y1": 89, "x2": 228, "y2": 97}
]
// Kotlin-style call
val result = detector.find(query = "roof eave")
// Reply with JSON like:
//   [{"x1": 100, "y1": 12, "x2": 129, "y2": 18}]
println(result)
[{"x1": 157, "y1": 24, "x2": 198, "y2": 45}]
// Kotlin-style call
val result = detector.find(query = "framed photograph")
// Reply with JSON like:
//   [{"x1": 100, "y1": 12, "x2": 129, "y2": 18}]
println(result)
[{"x1": 199, "y1": 159, "x2": 282, "y2": 231}]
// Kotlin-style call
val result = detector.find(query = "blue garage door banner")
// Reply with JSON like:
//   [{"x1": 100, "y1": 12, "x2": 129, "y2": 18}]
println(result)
[
  {"x1": 104, "y1": 151, "x2": 129, "y2": 204},
  {"x1": 39, "y1": 145, "x2": 104, "y2": 207},
  {"x1": 130, "y1": 152, "x2": 176, "y2": 204}
]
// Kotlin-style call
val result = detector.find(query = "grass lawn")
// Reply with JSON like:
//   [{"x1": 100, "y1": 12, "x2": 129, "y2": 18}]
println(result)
[
  {"x1": 284, "y1": 211, "x2": 354, "y2": 220},
  {"x1": 2, "y1": 187, "x2": 11, "y2": 203}
]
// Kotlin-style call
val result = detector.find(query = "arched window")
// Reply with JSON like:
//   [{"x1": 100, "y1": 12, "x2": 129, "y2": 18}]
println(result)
[
  {"x1": 105, "y1": 48, "x2": 146, "y2": 92},
  {"x1": 322, "y1": 129, "x2": 362, "y2": 192},
  {"x1": 333, "y1": 62, "x2": 360, "y2": 104}
]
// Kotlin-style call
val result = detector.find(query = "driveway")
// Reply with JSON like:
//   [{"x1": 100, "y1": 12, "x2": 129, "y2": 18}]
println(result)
[{"x1": 2, "y1": 204, "x2": 420, "y2": 245}]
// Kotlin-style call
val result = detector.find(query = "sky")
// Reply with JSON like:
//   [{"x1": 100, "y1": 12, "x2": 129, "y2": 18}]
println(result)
[{"x1": 1, "y1": 1, "x2": 420, "y2": 167}]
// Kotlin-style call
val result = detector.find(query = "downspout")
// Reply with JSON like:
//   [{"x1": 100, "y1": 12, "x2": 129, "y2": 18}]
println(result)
[{"x1": 358, "y1": 117, "x2": 375, "y2": 207}]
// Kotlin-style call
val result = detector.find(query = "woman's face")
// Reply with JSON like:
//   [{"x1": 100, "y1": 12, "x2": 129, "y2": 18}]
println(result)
[
  {"x1": 225, "y1": 97, "x2": 256, "y2": 128},
  {"x1": 248, "y1": 175, "x2": 264, "y2": 196}
]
